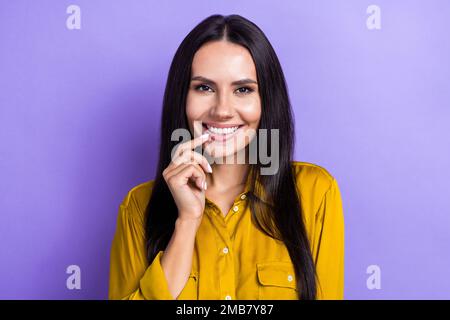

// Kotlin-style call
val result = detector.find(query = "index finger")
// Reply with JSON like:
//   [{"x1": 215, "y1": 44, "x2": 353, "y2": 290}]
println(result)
[{"x1": 174, "y1": 132, "x2": 210, "y2": 158}]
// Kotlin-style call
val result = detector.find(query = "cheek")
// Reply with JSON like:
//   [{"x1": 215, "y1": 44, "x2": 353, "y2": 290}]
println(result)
[
  {"x1": 239, "y1": 100, "x2": 261, "y2": 126},
  {"x1": 185, "y1": 94, "x2": 197, "y2": 120},
  {"x1": 186, "y1": 93, "x2": 214, "y2": 135},
  {"x1": 185, "y1": 94, "x2": 208, "y2": 124}
]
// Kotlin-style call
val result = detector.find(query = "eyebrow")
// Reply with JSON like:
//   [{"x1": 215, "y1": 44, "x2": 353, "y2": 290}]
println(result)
[{"x1": 191, "y1": 76, "x2": 258, "y2": 86}]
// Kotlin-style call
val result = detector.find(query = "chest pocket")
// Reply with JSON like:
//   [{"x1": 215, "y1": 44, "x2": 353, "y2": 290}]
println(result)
[{"x1": 257, "y1": 261, "x2": 298, "y2": 300}]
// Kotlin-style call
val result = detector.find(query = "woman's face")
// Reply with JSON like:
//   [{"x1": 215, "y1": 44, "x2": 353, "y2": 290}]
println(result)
[{"x1": 186, "y1": 40, "x2": 261, "y2": 161}]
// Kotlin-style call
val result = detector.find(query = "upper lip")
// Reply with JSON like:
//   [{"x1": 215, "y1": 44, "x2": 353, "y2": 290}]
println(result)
[{"x1": 203, "y1": 122, "x2": 244, "y2": 128}]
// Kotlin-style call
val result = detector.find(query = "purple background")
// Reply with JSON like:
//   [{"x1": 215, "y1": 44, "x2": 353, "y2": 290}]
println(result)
[{"x1": 1, "y1": 0, "x2": 449, "y2": 299}]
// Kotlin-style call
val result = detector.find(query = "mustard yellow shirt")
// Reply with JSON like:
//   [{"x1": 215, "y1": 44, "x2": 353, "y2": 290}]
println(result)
[{"x1": 109, "y1": 161, "x2": 345, "y2": 300}]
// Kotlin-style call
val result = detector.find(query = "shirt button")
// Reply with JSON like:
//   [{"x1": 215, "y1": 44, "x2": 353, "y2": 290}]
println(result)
[
  {"x1": 233, "y1": 206, "x2": 239, "y2": 212},
  {"x1": 222, "y1": 247, "x2": 229, "y2": 254},
  {"x1": 240, "y1": 194, "x2": 246, "y2": 200},
  {"x1": 287, "y1": 275, "x2": 293, "y2": 282},
  {"x1": 225, "y1": 295, "x2": 232, "y2": 300}
]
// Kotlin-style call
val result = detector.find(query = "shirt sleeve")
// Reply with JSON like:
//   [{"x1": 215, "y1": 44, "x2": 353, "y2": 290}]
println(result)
[
  {"x1": 312, "y1": 178, "x2": 345, "y2": 300},
  {"x1": 108, "y1": 200, "x2": 174, "y2": 300}
]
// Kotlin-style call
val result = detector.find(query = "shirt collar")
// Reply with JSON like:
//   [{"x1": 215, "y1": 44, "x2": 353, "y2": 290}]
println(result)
[
  {"x1": 205, "y1": 166, "x2": 274, "y2": 207},
  {"x1": 242, "y1": 166, "x2": 274, "y2": 206}
]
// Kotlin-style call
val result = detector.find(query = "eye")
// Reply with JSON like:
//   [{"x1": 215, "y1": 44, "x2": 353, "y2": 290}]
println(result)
[
  {"x1": 195, "y1": 84, "x2": 213, "y2": 92},
  {"x1": 235, "y1": 87, "x2": 254, "y2": 94}
]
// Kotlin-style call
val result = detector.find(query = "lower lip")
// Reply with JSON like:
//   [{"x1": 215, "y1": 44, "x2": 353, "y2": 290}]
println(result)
[{"x1": 202, "y1": 125, "x2": 244, "y2": 142}]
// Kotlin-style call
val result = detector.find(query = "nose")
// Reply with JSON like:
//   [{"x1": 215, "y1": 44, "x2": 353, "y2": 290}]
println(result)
[{"x1": 210, "y1": 91, "x2": 234, "y2": 120}]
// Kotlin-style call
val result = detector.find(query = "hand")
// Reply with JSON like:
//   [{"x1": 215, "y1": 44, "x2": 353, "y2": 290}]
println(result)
[{"x1": 163, "y1": 133, "x2": 213, "y2": 224}]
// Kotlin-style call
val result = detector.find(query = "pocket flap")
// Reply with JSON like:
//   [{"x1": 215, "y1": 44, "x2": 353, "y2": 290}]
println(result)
[{"x1": 256, "y1": 261, "x2": 297, "y2": 290}]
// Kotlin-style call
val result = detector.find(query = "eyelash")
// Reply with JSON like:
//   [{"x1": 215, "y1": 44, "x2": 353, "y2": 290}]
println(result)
[{"x1": 194, "y1": 84, "x2": 254, "y2": 95}]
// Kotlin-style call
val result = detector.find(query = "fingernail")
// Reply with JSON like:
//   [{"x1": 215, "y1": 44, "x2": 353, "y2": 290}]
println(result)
[
  {"x1": 207, "y1": 163, "x2": 212, "y2": 173},
  {"x1": 201, "y1": 133, "x2": 209, "y2": 139},
  {"x1": 204, "y1": 181, "x2": 207, "y2": 190}
]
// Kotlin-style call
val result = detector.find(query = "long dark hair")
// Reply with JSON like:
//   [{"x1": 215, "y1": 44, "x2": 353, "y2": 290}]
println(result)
[{"x1": 145, "y1": 14, "x2": 317, "y2": 299}]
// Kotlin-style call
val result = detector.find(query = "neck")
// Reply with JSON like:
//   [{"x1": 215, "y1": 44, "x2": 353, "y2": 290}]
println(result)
[{"x1": 206, "y1": 155, "x2": 250, "y2": 193}]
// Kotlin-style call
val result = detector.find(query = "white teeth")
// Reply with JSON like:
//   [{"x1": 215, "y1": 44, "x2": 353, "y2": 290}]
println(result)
[{"x1": 206, "y1": 125, "x2": 239, "y2": 135}]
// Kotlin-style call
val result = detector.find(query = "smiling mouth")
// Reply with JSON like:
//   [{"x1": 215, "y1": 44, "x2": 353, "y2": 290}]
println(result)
[{"x1": 202, "y1": 123, "x2": 245, "y2": 142}]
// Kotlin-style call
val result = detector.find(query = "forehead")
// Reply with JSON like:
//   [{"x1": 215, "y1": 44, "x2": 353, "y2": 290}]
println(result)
[{"x1": 191, "y1": 40, "x2": 257, "y2": 80}]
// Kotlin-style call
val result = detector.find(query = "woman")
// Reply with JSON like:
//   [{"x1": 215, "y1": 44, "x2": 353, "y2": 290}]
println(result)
[{"x1": 109, "y1": 14, "x2": 344, "y2": 300}]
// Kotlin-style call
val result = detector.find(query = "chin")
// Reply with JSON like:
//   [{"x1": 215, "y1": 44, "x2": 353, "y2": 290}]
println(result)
[{"x1": 204, "y1": 143, "x2": 248, "y2": 163}]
